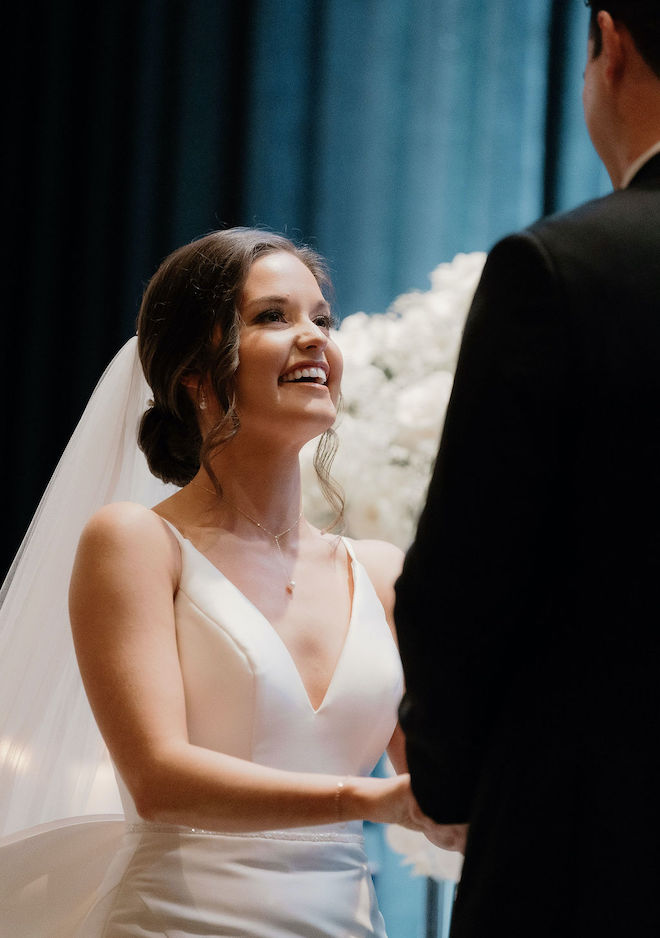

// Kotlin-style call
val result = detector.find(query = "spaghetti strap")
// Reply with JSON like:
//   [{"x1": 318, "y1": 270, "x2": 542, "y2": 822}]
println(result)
[
  {"x1": 340, "y1": 535, "x2": 357, "y2": 562},
  {"x1": 157, "y1": 514, "x2": 186, "y2": 544}
]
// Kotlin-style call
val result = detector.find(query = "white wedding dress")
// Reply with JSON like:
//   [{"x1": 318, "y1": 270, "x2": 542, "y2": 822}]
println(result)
[{"x1": 2, "y1": 520, "x2": 403, "y2": 937}]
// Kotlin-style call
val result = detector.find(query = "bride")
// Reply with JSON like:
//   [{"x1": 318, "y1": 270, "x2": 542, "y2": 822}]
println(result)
[{"x1": 1, "y1": 228, "x2": 460, "y2": 937}]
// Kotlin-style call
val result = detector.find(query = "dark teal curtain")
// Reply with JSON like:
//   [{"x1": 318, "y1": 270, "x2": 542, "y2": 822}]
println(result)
[
  {"x1": 5, "y1": 0, "x2": 608, "y2": 575},
  {"x1": 244, "y1": 0, "x2": 610, "y2": 317}
]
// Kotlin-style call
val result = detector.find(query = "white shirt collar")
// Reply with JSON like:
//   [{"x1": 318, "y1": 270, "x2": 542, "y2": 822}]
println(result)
[{"x1": 620, "y1": 140, "x2": 660, "y2": 189}]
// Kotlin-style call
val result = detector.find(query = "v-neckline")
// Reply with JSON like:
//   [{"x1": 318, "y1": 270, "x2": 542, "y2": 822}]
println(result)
[{"x1": 167, "y1": 522, "x2": 358, "y2": 714}]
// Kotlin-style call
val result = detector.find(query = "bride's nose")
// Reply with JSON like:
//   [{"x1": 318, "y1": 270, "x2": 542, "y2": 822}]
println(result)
[{"x1": 295, "y1": 319, "x2": 328, "y2": 350}]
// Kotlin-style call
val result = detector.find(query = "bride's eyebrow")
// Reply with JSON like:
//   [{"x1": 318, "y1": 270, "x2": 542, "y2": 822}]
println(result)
[
  {"x1": 244, "y1": 294, "x2": 288, "y2": 308},
  {"x1": 243, "y1": 297, "x2": 332, "y2": 318}
]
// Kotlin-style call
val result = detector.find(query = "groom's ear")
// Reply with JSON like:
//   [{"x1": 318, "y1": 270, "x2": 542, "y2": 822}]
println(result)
[{"x1": 597, "y1": 11, "x2": 626, "y2": 84}]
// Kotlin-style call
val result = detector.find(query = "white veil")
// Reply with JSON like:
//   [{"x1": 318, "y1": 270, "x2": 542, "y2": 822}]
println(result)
[{"x1": 0, "y1": 338, "x2": 178, "y2": 837}]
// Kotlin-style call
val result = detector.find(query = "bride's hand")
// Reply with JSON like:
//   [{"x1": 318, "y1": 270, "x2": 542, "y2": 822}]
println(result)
[
  {"x1": 354, "y1": 773, "x2": 431, "y2": 832},
  {"x1": 353, "y1": 774, "x2": 468, "y2": 853}
]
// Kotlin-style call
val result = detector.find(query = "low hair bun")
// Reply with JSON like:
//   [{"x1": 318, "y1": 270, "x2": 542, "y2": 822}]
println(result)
[{"x1": 138, "y1": 397, "x2": 201, "y2": 487}]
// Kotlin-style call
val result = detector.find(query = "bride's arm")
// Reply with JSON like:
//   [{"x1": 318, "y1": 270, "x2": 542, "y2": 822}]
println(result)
[{"x1": 69, "y1": 502, "x2": 420, "y2": 834}]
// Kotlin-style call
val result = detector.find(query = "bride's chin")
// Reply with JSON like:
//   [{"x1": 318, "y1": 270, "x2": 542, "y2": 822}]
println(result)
[
  {"x1": 242, "y1": 412, "x2": 336, "y2": 452},
  {"x1": 298, "y1": 418, "x2": 336, "y2": 445},
  {"x1": 293, "y1": 416, "x2": 338, "y2": 450},
  {"x1": 290, "y1": 399, "x2": 338, "y2": 428}
]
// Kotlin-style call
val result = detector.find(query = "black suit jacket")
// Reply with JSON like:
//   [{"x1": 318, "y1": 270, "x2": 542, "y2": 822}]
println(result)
[{"x1": 394, "y1": 154, "x2": 660, "y2": 937}]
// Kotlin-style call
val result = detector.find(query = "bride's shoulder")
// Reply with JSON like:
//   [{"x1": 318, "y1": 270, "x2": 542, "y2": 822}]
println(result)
[
  {"x1": 346, "y1": 537, "x2": 404, "y2": 605},
  {"x1": 77, "y1": 502, "x2": 180, "y2": 569}
]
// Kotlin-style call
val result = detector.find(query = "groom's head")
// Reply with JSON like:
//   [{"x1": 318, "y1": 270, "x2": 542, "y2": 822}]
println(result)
[
  {"x1": 583, "y1": 1, "x2": 660, "y2": 187},
  {"x1": 585, "y1": 2, "x2": 660, "y2": 78}
]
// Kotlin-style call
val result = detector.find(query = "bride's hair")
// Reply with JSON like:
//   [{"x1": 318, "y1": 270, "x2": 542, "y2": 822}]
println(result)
[{"x1": 137, "y1": 227, "x2": 344, "y2": 526}]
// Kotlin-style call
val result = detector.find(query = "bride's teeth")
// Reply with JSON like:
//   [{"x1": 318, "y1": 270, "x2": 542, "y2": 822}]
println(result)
[{"x1": 281, "y1": 366, "x2": 327, "y2": 383}]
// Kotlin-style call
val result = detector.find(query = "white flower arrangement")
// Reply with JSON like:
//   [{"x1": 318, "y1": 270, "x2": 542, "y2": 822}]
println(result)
[
  {"x1": 302, "y1": 251, "x2": 486, "y2": 882},
  {"x1": 385, "y1": 822, "x2": 464, "y2": 883},
  {"x1": 302, "y1": 251, "x2": 486, "y2": 549}
]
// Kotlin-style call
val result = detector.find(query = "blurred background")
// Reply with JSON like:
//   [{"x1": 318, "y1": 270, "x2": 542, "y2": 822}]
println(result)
[
  {"x1": 2, "y1": 0, "x2": 610, "y2": 578},
  {"x1": 2, "y1": 2, "x2": 608, "y2": 930}
]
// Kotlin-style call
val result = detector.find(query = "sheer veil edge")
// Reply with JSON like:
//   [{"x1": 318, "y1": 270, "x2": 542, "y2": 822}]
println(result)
[{"x1": 0, "y1": 337, "x2": 177, "y2": 837}]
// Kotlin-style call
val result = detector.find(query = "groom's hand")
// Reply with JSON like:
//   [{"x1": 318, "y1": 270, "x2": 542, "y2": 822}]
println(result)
[
  {"x1": 422, "y1": 821, "x2": 468, "y2": 853},
  {"x1": 408, "y1": 795, "x2": 468, "y2": 852}
]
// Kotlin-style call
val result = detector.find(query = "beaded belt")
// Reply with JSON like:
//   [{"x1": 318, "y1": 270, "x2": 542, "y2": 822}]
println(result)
[{"x1": 126, "y1": 821, "x2": 364, "y2": 844}]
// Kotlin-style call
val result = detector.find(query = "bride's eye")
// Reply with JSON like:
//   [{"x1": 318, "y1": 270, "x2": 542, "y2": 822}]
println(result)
[
  {"x1": 314, "y1": 313, "x2": 337, "y2": 331},
  {"x1": 255, "y1": 308, "x2": 286, "y2": 324}
]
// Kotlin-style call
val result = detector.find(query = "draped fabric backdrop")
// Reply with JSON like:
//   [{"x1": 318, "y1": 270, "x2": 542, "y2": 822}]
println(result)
[
  {"x1": 3, "y1": 0, "x2": 609, "y2": 574},
  {"x1": 3, "y1": 1, "x2": 608, "y2": 932}
]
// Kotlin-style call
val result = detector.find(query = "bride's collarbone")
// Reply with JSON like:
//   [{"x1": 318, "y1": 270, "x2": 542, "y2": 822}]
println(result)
[{"x1": 205, "y1": 530, "x2": 348, "y2": 599}]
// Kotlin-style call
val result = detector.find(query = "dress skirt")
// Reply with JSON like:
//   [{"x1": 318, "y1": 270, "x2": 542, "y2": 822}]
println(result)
[{"x1": 77, "y1": 824, "x2": 387, "y2": 938}]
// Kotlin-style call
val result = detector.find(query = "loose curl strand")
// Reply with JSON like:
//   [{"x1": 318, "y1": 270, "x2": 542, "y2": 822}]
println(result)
[{"x1": 313, "y1": 426, "x2": 345, "y2": 533}]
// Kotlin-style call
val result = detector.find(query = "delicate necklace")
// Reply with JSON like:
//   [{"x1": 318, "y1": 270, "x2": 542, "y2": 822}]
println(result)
[{"x1": 190, "y1": 480, "x2": 302, "y2": 595}]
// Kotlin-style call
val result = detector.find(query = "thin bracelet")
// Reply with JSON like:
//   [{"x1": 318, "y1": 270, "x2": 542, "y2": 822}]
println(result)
[{"x1": 335, "y1": 777, "x2": 347, "y2": 822}]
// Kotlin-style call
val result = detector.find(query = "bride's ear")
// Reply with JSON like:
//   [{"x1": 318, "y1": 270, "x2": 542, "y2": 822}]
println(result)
[
  {"x1": 180, "y1": 373, "x2": 199, "y2": 392},
  {"x1": 181, "y1": 373, "x2": 208, "y2": 412}
]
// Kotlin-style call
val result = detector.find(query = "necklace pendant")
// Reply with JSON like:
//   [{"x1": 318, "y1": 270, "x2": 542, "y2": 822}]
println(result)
[{"x1": 286, "y1": 579, "x2": 296, "y2": 595}]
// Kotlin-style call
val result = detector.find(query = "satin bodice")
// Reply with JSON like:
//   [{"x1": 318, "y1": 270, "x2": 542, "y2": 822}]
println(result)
[{"x1": 116, "y1": 523, "x2": 404, "y2": 839}]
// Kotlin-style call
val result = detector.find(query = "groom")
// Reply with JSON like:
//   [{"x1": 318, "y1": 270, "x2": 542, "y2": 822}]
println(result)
[{"x1": 395, "y1": 3, "x2": 660, "y2": 935}]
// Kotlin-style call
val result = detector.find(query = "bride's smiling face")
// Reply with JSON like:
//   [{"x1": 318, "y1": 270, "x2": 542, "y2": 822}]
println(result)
[{"x1": 233, "y1": 251, "x2": 343, "y2": 443}]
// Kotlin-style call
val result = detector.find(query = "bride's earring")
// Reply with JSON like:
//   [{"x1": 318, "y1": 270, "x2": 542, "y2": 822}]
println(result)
[{"x1": 199, "y1": 388, "x2": 207, "y2": 411}]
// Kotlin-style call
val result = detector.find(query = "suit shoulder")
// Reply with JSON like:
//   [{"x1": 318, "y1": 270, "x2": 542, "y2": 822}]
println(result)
[{"x1": 525, "y1": 186, "x2": 655, "y2": 251}]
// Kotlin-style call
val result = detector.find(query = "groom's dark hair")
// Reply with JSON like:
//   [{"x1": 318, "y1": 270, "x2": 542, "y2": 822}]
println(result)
[{"x1": 585, "y1": 2, "x2": 660, "y2": 77}]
